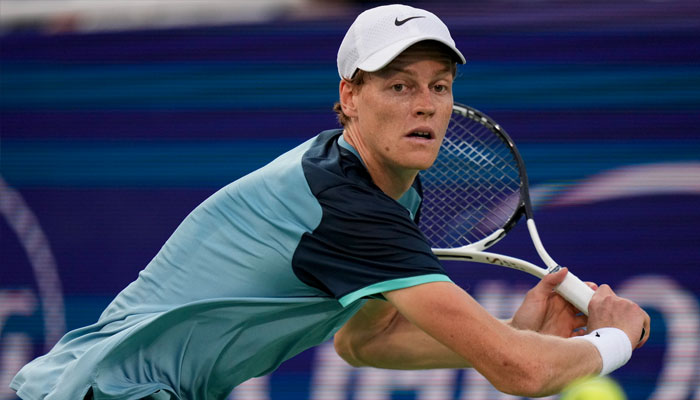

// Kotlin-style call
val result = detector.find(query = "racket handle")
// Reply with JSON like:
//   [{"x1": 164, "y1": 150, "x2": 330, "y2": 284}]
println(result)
[
  {"x1": 556, "y1": 270, "x2": 647, "y2": 343},
  {"x1": 554, "y1": 270, "x2": 595, "y2": 316}
]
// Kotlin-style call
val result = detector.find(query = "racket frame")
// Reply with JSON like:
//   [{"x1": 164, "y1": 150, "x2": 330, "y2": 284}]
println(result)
[{"x1": 429, "y1": 103, "x2": 594, "y2": 315}]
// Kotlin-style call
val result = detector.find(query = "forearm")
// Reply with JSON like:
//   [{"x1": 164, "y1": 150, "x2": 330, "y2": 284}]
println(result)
[
  {"x1": 478, "y1": 327, "x2": 601, "y2": 396},
  {"x1": 384, "y1": 282, "x2": 603, "y2": 397}
]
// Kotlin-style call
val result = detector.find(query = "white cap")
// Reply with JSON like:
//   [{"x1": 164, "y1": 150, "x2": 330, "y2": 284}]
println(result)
[{"x1": 337, "y1": 4, "x2": 466, "y2": 79}]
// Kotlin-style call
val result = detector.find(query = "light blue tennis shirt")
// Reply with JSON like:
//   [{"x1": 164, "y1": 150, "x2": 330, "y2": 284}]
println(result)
[{"x1": 11, "y1": 129, "x2": 450, "y2": 400}]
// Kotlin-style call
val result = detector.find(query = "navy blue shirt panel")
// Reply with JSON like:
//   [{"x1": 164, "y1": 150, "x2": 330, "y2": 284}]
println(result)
[{"x1": 292, "y1": 130, "x2": 445, "y2": 300}]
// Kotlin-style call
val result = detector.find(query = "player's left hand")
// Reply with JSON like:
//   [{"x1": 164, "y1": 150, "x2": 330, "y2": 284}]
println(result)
[{"x1": 510, "y1": 268, "x2": 591, "y2": 338}]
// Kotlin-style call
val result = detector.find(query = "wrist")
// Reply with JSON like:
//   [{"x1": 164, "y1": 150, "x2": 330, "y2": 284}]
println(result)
[{"x1": 571, "y1": 327, "x2": 633, "y2": 375}]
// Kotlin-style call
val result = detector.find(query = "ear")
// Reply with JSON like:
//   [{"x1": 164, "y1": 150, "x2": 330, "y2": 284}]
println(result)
[{"x1": 339, "y1": 80, "x2": 359, "y2": 118}]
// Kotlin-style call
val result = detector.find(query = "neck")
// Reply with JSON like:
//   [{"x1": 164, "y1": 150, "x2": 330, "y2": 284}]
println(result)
[
  {"x1": 369, "y1": 166, "x2": 418, "y2": 200},
  {"x1": 342, "y1": 129, "x2": 417, "y2": 200}
]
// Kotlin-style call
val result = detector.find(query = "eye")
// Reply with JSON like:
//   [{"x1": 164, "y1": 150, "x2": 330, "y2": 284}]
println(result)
[
  {"x1": 433, "y1": 84, "x2": 448, "y2": 93},
  {"x1": 392, "y1": 84, "x2": 406, "y2": 92}
]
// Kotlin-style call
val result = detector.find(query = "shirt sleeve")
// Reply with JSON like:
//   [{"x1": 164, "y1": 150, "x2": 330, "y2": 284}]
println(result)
[{"x1": 291, "y1": 182, "x2": 451, "y2": 307}]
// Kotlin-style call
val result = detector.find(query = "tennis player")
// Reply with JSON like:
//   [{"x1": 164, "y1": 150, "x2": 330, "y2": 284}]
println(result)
[{"x1": 11, "y1": 4, "x2": 649, "y2": 400}]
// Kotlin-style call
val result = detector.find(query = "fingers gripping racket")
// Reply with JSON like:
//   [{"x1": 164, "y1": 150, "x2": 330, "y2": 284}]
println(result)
[{"x1": 419, "y1": 103, "x2": 595, "y2": 314}]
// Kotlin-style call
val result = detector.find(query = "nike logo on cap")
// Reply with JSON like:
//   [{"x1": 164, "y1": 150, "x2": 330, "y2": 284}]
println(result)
[{"x1": 394, "y1": 16, "x2": 425, "y2": 26}]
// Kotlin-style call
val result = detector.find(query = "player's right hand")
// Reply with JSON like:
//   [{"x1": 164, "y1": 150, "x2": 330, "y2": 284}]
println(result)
[{"x1": 587, "y1": 284, "x2": 650, "y2": 349}]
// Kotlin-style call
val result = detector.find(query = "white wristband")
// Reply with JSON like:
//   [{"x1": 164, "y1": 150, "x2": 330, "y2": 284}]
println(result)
[{"x1": 571, "y1": 327, "x2": 633, "y2": 376}]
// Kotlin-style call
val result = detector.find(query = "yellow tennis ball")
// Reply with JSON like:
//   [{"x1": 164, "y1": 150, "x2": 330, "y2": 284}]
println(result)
[{"x1": 560, "y1": 376, "x2": 627, "y2": 400}]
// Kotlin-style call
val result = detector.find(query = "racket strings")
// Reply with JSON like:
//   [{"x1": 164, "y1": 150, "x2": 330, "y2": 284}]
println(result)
[{"x1": 420, "y1": 111, "x2": 522, "y2": 248}]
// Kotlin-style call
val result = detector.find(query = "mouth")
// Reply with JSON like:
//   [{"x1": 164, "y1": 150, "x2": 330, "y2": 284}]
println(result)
[{"x1": 406, "y1": 129, "x2": 435, "y2": 140}]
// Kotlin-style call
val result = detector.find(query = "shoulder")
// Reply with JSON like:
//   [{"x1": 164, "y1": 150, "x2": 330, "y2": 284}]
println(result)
[{"x1": 301, "y1": 129, "x2": 379, "y2": 197}]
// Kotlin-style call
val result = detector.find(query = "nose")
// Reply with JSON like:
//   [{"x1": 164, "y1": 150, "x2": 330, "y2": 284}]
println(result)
[{"x1": 414, "y1": 87, "x2": 436, "y2": 117}]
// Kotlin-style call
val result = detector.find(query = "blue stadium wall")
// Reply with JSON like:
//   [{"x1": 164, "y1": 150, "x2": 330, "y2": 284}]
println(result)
[{"x1": 2, "y1": 1, "x2": 699, "y2": 399}]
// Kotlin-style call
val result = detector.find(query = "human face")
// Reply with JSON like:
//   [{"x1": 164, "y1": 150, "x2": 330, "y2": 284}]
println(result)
[{"x1": 342, "y1": 47, "x2": 454, "y2": 193}]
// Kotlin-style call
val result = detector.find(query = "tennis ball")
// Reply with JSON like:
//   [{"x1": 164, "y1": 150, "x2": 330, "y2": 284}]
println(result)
[{"x1": 560, "y1": 376, "x2": 627, "y2": 400}]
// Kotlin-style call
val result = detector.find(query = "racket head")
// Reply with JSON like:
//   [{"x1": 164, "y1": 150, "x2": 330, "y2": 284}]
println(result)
[{"x1": 418, "y1": 103, "x2": 533, "y2": 250}]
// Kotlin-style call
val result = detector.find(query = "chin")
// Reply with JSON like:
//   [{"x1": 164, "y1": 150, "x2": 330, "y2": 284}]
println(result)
[
  {"x1": 408, "y1": 159, "x2": 438, "y2": 172},
  {"x1": 396, "y1": 147, "x2": 441, "y2": 172},
  {"x1": 416, "y1": 153, "x2": 441, "y2": 171}
]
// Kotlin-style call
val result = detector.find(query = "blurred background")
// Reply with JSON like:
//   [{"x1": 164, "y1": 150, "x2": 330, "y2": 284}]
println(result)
[{"x1": 1, "y1": 0, "x2": 699, "y2": 399}]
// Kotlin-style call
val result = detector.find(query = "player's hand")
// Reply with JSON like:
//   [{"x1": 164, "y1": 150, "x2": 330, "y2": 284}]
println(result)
[
  {"x1": 587, "y1": 284, "x2": 650, "y2": 349},
  {"x1": 511, "y1": 268, "x2": 588, "y2": 338}
]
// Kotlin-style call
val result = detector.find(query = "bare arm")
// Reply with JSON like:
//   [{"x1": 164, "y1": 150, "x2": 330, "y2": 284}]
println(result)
[
  {"x1": 334, "y1": 271, "x2": 648, "y2": 397},
  {"x1": 380, "y1": 281, "x2": 599, "y2": 396},
  {"x1": 334, "y1": 281, "x2": 598, "y2": 396},
  {"x1": 334, "y1": 268, "x2": 583, "y2": 371}
]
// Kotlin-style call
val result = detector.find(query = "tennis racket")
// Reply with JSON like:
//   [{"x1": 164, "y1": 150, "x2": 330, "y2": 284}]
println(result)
[{"x1": 419, "y1": 103, "x2": 595, "y2": 315}]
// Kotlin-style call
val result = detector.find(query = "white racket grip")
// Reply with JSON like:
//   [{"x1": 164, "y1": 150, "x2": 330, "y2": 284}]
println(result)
[{"x1": 555, "y1": 271, "x2": 595, "y2": 316}]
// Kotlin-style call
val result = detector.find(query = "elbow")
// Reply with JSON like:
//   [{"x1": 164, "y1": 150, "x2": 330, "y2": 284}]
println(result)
[
  {"x1": 486, "y1": 355, "x2": 555, "y2": 397},
  {"x1": 500, "y1": 374, "x2": 552, "y2": 398},
  {"x1": 333, "y1": 331, "x2": 365, "y2": 368}
]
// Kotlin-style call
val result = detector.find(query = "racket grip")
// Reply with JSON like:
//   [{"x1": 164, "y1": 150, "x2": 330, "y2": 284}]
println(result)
[
  {"x1": 555, "y1": 270, "x2": 595, "y2": 316},
  {"x1": 556, "y1": 270, "x2": 647, "y2": 343}
]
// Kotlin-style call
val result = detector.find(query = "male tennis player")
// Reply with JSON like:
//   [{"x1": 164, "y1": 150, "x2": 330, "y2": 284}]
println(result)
[{"x1": 11, "y1": 4, "x2": 649, "y2": 400}]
